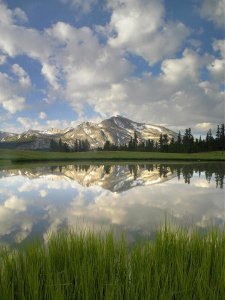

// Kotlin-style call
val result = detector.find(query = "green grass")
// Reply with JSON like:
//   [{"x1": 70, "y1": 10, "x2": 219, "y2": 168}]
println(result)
[
  {"x1": 0, "y1": 149, "x2": 224, "y2": 168},
  {"x1": 0, "y1": 226, "x2": 225, "y2": 299}
]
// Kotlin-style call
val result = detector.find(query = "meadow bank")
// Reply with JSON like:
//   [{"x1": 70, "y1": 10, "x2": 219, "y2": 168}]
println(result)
[{"x1": 0, "y1": 149, "x2": 224, "y2": 168}]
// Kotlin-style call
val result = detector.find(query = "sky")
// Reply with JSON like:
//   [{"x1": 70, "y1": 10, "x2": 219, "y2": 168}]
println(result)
[{"x1": 0, "y1": 0, "x2": 224, "y2": 135}]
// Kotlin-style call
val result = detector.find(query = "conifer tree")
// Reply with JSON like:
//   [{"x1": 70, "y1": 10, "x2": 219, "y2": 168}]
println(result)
[{"x1": 104, "y1": 140, "x2": 111, "y2": 151}]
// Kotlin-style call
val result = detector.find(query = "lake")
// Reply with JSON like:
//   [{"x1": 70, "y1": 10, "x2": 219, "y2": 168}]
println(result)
[{"x1": 0, "y1": 162, "x2": 224, "y2": 246}]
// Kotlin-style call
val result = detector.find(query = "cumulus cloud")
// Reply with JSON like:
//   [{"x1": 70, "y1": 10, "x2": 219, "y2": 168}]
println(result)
[
  {"x1": 199, "y1": 0, "x2": 225, "y2": 28},
  {"x1": 61, "y1": 47, "x2": 220, "y2": 128},
  {"x1": 16, "y1": 115, "x2": 79, "y2": 132},
  {"x1": 45, "y1": 21, "x2": 132, "y2": 115},
  {"x1": 46, "y1": 119, "x2": 78, "y2": 129},
  {"x1": 213, "y1": 40, "x2": 225, "y2": 58},
  {"x1": 0, "y1": 53, "x2": 6, "y2": 64},
  {"x1": 39, "y1": 112, "x2": 47, "y2": 120},
  {"x1": 207, "y1": 40, "x2": 225, "y2": 83},
  {"x1": 161, "y1": 49, "x2": 201, "y2": 83},
  {"x1": 13, "y1": 7, "x2": 28, "y2": 24},
  {"x1": 17, "y1": 117, "x2": 43, "y2": 130},
  {"x1": 0, "y1": 0, "x2": 223, "y2": 132},
  {"x1": 208, "y1": 59, "x2": 225, "y2": 83},
  {"x1": 0, "y1": 1, "x2": 51, "y2": 60},
  {"x1": 106, "y1": 0, "x2": 189, "y2": 64},
  {"x1": 0, "y1": 72, "x2": 27, "y2": 113},
  {"x1": 2, "y1": 98, "x2": 26, "y2": 114},
  {"x1": 41, "y1": 63, "x2": 60, "y2": 90},
  {"x1": 11, "y1": 64, "x2": 31, "y2": 88},
  {"x1": 195, "y1": 122, "x2": 212, "y2": 131}
]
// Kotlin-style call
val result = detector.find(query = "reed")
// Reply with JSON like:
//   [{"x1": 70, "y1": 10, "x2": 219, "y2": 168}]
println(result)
[{"x1": 0, "y1": 226, "x2": 224, "y2": 299}]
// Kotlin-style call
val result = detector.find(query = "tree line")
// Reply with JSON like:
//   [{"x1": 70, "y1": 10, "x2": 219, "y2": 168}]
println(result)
[
  {"x1": 50, "y1": 138, "x2": 90, "y2": 152},
  {"x1": 49, "y1": 124, "x2": 224, "y2": 153},
  {"x1": 102, "y1": 124, "x2": 225, "y2": 153}
]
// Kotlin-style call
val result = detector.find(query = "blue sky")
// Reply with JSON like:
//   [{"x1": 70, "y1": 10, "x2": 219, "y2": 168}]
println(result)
[{"x1": 0, "y1": 0, "x2": 224, "y2": 134}]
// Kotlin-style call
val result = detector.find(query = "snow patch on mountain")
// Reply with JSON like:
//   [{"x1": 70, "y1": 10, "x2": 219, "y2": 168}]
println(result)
[{"x1": 144, "y1": 124, "x2": 162, "y2": 132}]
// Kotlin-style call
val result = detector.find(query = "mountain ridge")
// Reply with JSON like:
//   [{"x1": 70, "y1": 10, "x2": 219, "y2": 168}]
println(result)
[{"x1": 0, "y1": 115, "x2": 177, "y2": 150}]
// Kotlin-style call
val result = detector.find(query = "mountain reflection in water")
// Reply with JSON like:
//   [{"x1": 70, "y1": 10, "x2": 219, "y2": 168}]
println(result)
[
  {"x1": 0, "y1": 162, "x2": 224, "y2": 246},
  {"x1": 1, "y1": 163, "x2": 224, "y2": 191}
]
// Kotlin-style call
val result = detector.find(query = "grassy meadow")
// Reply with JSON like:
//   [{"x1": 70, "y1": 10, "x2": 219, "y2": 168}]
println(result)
[
  {"x1": 0, "y1": 226, "x2": 225, "y2": 299},
  {"x1": 0, "y1": 149, "x2": 224, "y2": 168}
]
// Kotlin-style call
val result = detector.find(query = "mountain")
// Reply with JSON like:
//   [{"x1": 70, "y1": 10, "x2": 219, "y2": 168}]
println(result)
[
  {"x1": 0, "y1": 115, "x2": 177, "y2": 150},
  {"x1": 0, "y1": 130, "x2": 17, "y2": 140}
]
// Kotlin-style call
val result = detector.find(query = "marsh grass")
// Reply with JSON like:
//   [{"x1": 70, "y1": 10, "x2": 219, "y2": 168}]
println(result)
[{"x1": 0, "y1": 226, "x2": 225, "y2": 299}]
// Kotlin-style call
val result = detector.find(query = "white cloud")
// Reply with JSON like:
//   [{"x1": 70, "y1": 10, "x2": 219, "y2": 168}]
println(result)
[
  {"x1": 58, "y1": 45, "x2": 220, "y2": 127},
  {"x1": 17, "y1": 117, "x2": 40, "y2": 130},
  {"x1": 45, "y1": 21, "x2": 133, "y2": 116},
  {"x1": 0, "y1": 53, "x2": 6, "y2": 64},
  {"x1": 213, "y1": 40, "x2": 225, "y2": 59},
  {"x1": 0, "y1": 0, "x2": 16, "y2": 25},
  {"x1": 87, "y1": 63, "x2": 223, "y2": 127},
  {"x1": 161, "y1": 49, "x2": 212, "y2": 84},
  {"x1": 39, "y1": 112, "x2": 47, "y2": 120},
  {"x1": 46, "y1": 119, "x2": 79, "y2": 129},
  {"x1": 0, "y1": 64, "x2": 30, "y2": 113},
  {"x1": 0, "y1": 71, "x2": 27, "y2": 113},
  {"x1": 0, "y1": 0, "x2": 223, "y2": 131},
  {"x1": 2, "y1": 98, "x2": 26, "y2": 114},
  {"x1": 13, "y1": 7, "x2": 28, "y2": 24},
  {"x1": 207, "y1": 40, "x2": 225, "y2": 83},
  {"x1": 12, "y1": 63, "x2": 27, "y2": 77},
  {"x1": 106, "y1": 0, "x2": 189, "y2": 64},
  {"x1": 41, "y1": 63, "x2": 60, "y2": 90},
  {"x1": 16, "y1": 116, "x2": 79, "y2": 132},
  {"x1": 0, "y1": 2, "x2": 51, "y2": 59},
  {"x1": 208, "y1": 59, "x2": 225, "y2": 83},
  {"x1": 199, "y1": 0, "x2": 225, "y2": 28},
  {"x1": 0, "y1": 1, "x2": 28, "y2": 25},
  {"x1": 161, "y1": 49, "x2": 201, "y2": 83},
  {"x1": 195, "y1": 122, "x2": 212, "y2": 131},
  {"x1": 12, "y1": 64, "x2": 31, "y2": 88}
]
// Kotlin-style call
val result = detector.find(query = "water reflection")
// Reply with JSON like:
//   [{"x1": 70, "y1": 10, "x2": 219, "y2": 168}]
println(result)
[{"x1": 0, "y1": 162, "x2": 224, "y2": 246}]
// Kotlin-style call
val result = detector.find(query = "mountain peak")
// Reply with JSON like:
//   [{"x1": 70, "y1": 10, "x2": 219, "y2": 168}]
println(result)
[
  {"x1": 110, "y1": 115, "x2": 131, "y2": 121},
  {"x1": 0, "y1": 116, "x2": 177, "y2": 150}
]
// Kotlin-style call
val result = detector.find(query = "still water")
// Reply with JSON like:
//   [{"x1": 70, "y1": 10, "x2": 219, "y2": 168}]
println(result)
[{"x1": 0, "y1": 162, "x2": 224, "y2": 246}]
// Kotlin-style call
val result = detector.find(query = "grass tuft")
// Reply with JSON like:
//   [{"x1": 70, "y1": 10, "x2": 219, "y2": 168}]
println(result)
[{"x1": 0, "y1": 227, "x2": 225, "y2": 299}]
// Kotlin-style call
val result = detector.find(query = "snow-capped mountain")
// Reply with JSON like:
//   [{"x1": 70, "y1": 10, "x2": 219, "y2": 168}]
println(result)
[
  {"x1": 0, "y1": 130, "x2": 17, "y2": 141},
  {"x1": 0, "y1": 115, "x2": 177, "y2": 150}
]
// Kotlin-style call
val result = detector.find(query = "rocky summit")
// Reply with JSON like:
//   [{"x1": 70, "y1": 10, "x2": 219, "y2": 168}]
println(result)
[{"x1": 0, "y1": 116, "x2": 177, "y2": 150}]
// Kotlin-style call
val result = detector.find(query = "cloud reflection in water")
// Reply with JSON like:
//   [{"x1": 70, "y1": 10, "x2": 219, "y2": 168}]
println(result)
[{"x1": 0, "y1": 163, "x2": 224, "y2": 246}]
